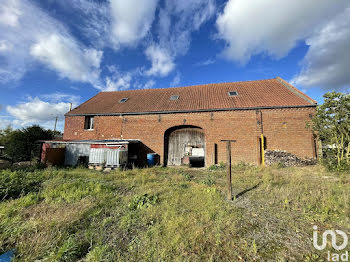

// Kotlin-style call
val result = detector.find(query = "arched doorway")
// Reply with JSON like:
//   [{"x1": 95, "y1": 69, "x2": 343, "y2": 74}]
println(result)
[{"x1": 164, "y1": 125, "x2": 205, "y2": 167}]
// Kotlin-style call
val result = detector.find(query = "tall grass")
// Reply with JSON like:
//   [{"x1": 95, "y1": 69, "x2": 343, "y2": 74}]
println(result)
[{"x1": 0, "y1": 165, "x2": 348, "y2": 261}]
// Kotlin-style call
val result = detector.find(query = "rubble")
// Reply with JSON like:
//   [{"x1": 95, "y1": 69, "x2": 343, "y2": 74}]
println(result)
[{"x1": 265, "y1": 150, "x2": 317, "y2": 167}]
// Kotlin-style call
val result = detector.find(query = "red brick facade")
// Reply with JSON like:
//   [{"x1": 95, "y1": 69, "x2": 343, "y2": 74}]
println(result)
[{"x1": 63, "y1": 106, "x2": 316, "y2": 166}]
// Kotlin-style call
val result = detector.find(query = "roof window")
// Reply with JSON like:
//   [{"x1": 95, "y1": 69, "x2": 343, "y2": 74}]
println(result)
[
  {"x1": 170, "y1": 95, "x2": 179, "y2": 100},
  {"x1": 228, "y1": 91, "x2": 238, "y2": 97},
  {"x1": 119, "y1": 98, "x2": 128, "y2": 103}
]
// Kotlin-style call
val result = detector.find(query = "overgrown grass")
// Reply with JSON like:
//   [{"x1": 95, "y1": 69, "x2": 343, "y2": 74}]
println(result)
[{"x1": 0, "y1": 165, "x2": 349, "y2": 261}]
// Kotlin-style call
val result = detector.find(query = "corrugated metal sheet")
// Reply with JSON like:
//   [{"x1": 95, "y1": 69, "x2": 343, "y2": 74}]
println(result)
[
  {"x1": 89, "y1": 148, "x2": 106, "y2": 164},
  {"x1": 64, "y1": 143, "x2": 90, "y2": 166},
  {"x1": 106, "y1": 149, "x2": 118, "y2": 167},
  {"x1": 89, "y1": 148, "x2": 128, "y2": 167},
  {"x1": 106, "y1": 149, "x2": 128, "y2": 167}
]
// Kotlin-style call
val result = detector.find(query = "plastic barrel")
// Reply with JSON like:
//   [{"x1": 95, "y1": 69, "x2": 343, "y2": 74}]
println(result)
[
  {"x1": 0, "y1": 249, "x2": 15, "y2": 262},
  {"x1": 147, "y1": 153, "x2": 157, "y2": 166}
]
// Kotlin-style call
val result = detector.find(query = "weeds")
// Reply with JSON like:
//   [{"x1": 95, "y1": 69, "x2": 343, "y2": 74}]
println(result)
[
  {"x1": 0, "y1": 165, "x2": 348, "y2": 261},
  {"x1": 181, "y1": 172, "x2": 192, "y2": 181},
  {"x1": 128, "y1": 194, "x2": 158, "y2": 210},
  {"x1": 208, "y1": 162, "x2": 226, "y2": 171},
  {"x1": 201, "y1": 175, "x2": 216, "y2": 186},
  {"x1": 0, "y1": 169, "x2": 47, "y2": 200}
]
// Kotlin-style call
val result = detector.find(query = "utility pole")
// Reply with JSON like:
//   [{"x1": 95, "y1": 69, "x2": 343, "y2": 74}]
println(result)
[
  {"x1": 221, "y1": 139, "x2": 236, "y2": 200},
  {"x1": 54, "y1": 116, "x2": 58, "y2": 132}
]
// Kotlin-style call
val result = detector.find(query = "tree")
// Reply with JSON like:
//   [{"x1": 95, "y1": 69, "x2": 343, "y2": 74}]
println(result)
[
  {"x1": 1, "y1": 125, "x2": 61, "y2": 163},
  {"x1": 0, "y1": 125, "x2": 13, "y2": 146},
  {"x1": 311, "y1": 91, "x2": 350, "y2": 170}
]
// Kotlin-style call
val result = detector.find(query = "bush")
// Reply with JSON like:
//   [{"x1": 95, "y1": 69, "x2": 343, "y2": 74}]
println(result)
[
  {"x1": 181, "y1": 173, "x2": 192, "y2": 181},
  {"x1": 201, "y1": 175, "x2": 216, "y2": 186},
  {"x1": 323, "y1": 158, "x2": 350, "y2": 172},
  {"x1": 0, "y1": 169, "x2": 46, "y2": 200},
  {"x1": 128, "y1": 194, "x2": 158, "y2": 210},
  {"x1": 208, "y1": 162, "x2": 226, "y2": 171}
]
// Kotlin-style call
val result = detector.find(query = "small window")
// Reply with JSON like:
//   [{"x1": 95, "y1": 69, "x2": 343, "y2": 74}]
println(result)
[
  {"x1": 84, "y1": 116, "x2": 94, "y2": 130},
  {"x1": 170, "y1": 95, "x2": 179, "y2": 100},
  {"x1": 228, "y1": 91, "x2": 238, "y2": 96},
  {"x1": 119, "y1": 98, "x2": 128, "y2": 103}
]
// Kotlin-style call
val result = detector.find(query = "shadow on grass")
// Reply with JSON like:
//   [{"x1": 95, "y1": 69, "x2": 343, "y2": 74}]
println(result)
[{"x1": 235, "y1": 182, "x2": 262, "y2": 199}]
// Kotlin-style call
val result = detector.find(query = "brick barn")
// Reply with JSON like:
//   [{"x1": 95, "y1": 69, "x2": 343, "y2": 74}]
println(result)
[{"x1": 62, "y1": 77, "x2": 317, "y2": 167}]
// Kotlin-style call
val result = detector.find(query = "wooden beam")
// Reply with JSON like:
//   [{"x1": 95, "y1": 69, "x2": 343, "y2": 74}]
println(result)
[{"x1": 221, "y1": 139, "x2": 236, "y2": 200}]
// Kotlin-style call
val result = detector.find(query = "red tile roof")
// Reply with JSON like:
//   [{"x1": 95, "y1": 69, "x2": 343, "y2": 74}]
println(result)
[{"x1": 66, "y1": 77, "x2": 316, "y2": 116}]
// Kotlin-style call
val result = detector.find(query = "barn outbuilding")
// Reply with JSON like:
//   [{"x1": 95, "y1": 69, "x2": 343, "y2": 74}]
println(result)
[{"x1": 60, "y1": 77, "x2": 317, "y2": 167}]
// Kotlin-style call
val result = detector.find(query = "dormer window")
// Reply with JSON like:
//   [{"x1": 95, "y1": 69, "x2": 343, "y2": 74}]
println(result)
[
  {"x1": 119, "y1": 98, "x2": 128, "y2": 103},
  {"x1": 228, "y1": 91, "x2": 238, "y2": 97},
  {"x1": 170, "y1": 95, "x2": 179, "y2": 100},
  {"x1": 84, "y1": 116, "x2": 94, "y2": 130}
]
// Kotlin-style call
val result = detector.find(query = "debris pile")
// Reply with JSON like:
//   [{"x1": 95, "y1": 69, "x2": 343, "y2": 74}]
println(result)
[{"x1": 264, "y1": 150, "x2": 317, "y2": 166}]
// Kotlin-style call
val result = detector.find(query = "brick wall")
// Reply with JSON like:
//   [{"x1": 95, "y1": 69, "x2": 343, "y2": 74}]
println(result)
[{"x1": 63, "y1": 107, "x2": 316, "y2": 166}]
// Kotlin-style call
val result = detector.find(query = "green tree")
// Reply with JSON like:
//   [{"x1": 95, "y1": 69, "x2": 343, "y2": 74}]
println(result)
[
  {"x1": 0, "y1": 125, "x2": 13, "y2": 146},
  {"x1": 312, "y1": 91, "x2": 350, "y2": 170},
  {"x1": 1, "y1": 125, "x2": 61, "y2": 163}
]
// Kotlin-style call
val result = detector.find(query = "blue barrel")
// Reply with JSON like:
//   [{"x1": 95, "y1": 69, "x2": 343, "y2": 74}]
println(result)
[
  {"x1": 0, "y1": 249, "x2": 15, "y2": 262},
  {"x1": 147, "y1": 153, "x2": 157, "y2": 166}
]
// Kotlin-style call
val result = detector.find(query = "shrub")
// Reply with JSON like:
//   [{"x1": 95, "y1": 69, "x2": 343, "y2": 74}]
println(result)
[
  {"x1": 201, "y1": 175, "x2": 216, "y2": 186},
  {"x1": 208, "y1": 162, "x2": 226, "y2": 171},
  {"x1": 128, "y1": 194, "x2": 158, "y2": 210},
  {"x1": 0, "y1": 169, "x2": 46, "y2": 200},
  {"x1": 181, "y1": 173, "x2": 192, "y2": 181}
]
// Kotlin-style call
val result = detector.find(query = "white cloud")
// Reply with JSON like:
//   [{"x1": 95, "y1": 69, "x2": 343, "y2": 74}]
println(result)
[
  {"x1": 109, "y1": 0, "x2": 159, "y2": 47},
  {"x1": 134, "y1": 79, "x2": 156, "y2": 89},
  {"x1": 40, "y1": 93, "x2": 80, "y2": 104},
  {"x1": 65, "y1": 0, "x2": 110, "y2": 49},
  {"x1": 292, "y1": 8, "x2": 350, "y2": 90},
  {"x1": 54, "y1": 0, "x2": 158, "y2": 50},
  {"x1": 0, "y1": 0, "x2": 103, "y2": 87},
  {"x1": 143, "y1": 80, "x2": 156, "y2": 89},
  {"x1": 30, "y1": 34, "x2": 102, "y2": 85},
  {"x1": 104, "y1": 73, "x2": 132, "y2": 91},
  {"x1": 7, "y1": 98, "x2": 72, "y2": 126},
  {"x1": 195, "y1": 58, "x2": 215, "y2": 66},
  {"x1": 0, "y1": 116, "x2": 13, "y2": 129},
  {"x1": 145, "y1": 45, "x2": 175, "y2": 77},
  {"x1": 158, "y1": 0, "x2": 215, "y2": 56},
  {"x1": 0, "y1": 0, "x2": 21, "y2": 27},
  {"x1": 170, "y1": 72, "x2": 181, "y2": 87},
  {"x1": 6, "y1": 94, "x2": 80, "y2": 130},
  {"x1": 216, "y1": 0, "x2": 349, "y2": 64},
  {"x1": 0, "y1": 40, "x2": 11, "y2": 52},
  {"x1": 145, "y1": 0, "x2": 215, "y2": 77}
]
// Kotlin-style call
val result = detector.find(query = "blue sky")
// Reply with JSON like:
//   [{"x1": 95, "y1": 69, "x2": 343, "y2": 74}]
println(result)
[{"x1": 0, "y1": 0, "x2": 349, "y2": 131}]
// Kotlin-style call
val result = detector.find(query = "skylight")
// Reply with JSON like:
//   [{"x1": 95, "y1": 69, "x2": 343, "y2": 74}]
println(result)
[
  {"x1": 228, "y1": 91, "x2": 238, "y2": 97},
  {"x1": 119, "y1": 98, "x2": 128, "y2": 103},
  {"x1": 170, "y1": 95, "x2": 179, "y2": 100}
]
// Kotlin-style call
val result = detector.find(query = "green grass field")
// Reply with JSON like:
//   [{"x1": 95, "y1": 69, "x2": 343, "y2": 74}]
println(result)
[{"x1": 0, "y1": 164, "x2": 349, "y2": 261}]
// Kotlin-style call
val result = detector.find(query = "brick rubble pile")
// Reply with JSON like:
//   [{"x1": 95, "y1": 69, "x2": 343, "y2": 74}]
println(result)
[{"x1": 265, "y1": 150, "x2": 317, "y2": 166}]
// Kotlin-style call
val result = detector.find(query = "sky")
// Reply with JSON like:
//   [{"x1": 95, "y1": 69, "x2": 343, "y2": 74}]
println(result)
[{"x1": 0, "y1": 0, "x2": 349, "y2": 132}]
